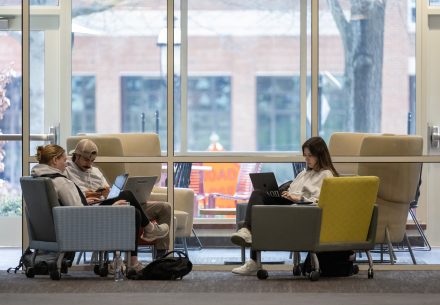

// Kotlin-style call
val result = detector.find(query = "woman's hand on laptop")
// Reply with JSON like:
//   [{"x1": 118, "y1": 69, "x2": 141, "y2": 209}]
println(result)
[{"x1": 281, "y1": 191, "x2": 302, "y2": 202}]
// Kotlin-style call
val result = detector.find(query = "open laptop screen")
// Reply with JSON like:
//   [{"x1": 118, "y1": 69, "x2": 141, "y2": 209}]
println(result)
[{"x1": 107, "y1": 173, "x2": 129, "y2": 200}]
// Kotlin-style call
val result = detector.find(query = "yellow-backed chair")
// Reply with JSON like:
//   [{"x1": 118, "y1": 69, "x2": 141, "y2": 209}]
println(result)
[{"x1": 252, "y1": 176, "x2": 379, "y2": 281}]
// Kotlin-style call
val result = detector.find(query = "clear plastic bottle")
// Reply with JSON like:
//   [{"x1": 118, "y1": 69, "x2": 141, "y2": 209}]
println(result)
[{"x1": 114, "y1": 251, "x2": 124, "y2": 282}]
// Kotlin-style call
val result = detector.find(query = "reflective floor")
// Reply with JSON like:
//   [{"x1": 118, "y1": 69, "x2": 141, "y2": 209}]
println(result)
[{"x1": 2, "y1": 246, "x2": 440, "y2": 271}]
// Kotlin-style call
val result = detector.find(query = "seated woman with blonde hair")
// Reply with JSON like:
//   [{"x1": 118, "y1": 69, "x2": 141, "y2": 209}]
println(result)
[{"x1": 31, "y1": 144, "x2": 169, "y2": 272}]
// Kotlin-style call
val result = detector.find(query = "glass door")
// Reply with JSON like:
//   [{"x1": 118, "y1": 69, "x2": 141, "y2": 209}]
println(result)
[{"x1": 0, "y1": 2, "x2": 67, "y2": 247}]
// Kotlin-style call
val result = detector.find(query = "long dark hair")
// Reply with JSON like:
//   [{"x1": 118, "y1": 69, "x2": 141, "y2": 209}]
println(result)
[{"x1": 302, "y1": 137, "x2": 339, "y2": 177}]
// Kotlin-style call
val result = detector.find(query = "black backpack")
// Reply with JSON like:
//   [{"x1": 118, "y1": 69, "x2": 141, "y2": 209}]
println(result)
[
  {"x1": 128, "y1": 250, "x2": 192, "y2": 280},
  {"x1": 303, "y1": 251, "x2": 358, "y2": 277}
]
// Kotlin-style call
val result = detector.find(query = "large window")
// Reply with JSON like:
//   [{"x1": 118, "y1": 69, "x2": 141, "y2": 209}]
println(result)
[
  {"x1": 120, "y1": 76, "x2": 166, "y2": 146},
  {"x1": 319, "y1": 0, "x2": 415, "y2": 137},
  {"x1": 256, "y1": 76, "x2": 300, "y2": 151},
  {"x1": 188, "y1": 76, "x2": 231, "y2": 151},
  {"x1": 71, "y1": 0, "x2": 166, "y2": 149},
  {"x1": 186, "y1": 1, "x2": 302, "y2": 152},
  {"x1": 72, "y1": 75, "x2": 96, "y2": 135},
  {"x1": 0, "y1": 77, "x2": 22, "y2": 211}
]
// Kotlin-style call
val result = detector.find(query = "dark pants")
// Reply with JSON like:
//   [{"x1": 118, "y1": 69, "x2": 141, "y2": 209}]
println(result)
[
  {"x1": 244, "y1": 190, "x2": 293, "y2": 260},
  {"x1": 103, "y1": 190, "x2": 149, "y2": 256}
]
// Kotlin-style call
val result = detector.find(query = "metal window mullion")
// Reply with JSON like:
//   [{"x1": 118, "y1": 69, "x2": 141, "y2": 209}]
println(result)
[
  {"x1": 180, "y1": 0, "x2": 188, "y2": 153},
  {"x1": 22, "y1": 0, "x2": 30, "y2": 256},
  {"x1": 300, "y1": 0, "x2": 308, "y2": 143},
  {"x1": 311, "y1": 0, "x2": 319, "y2": 137},
  {"x1": 417, "y1": 0, "x2": 425, "y2": 144},
  {"x1": 167, "y1": 0, "x2": 175, "y2": 249},
  {"x1": 59, "y1": 0, "x2": 72, "y2": 146},
  {"x1": 22, "y1": 1, "x2": 30, "y2": 175}
]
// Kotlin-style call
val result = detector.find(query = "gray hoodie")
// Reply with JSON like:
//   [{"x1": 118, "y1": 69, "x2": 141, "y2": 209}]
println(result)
[{"x1": 31, "y1": 164, "x2": 83, "y2": 207}]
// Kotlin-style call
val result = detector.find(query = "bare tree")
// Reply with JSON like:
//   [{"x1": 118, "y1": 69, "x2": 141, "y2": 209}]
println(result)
[{"x1": 327, "y1": 0, "x2": 385, "y2": 132}]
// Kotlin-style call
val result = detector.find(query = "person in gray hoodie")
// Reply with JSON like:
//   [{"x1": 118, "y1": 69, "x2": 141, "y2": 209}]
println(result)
[{"x1": 32, "y1": 144, "x2": 169, "y2": 272}]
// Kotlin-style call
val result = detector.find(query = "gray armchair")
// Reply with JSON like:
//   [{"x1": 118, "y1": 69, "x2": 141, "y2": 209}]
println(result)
[
  {"x1": 252, "y1": 176, "x2": 379, "y2": 281},
  {"x1": 21, "y1": 177, "x2": 135, "y2": 280}
]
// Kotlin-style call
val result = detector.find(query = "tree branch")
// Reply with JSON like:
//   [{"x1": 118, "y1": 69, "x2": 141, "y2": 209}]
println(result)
[
  {"x1": 72, "y1": 0, "x2": 122, "y2": 18},
  {"x1": 327, "y1": 0, "x2": 349, "y2": 37}
]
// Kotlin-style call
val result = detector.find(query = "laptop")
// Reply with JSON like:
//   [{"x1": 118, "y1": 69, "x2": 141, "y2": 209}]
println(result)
[
  {"x1": 123, "y1": 176, "x2": 157, "y2": 203},
  {"x1": 91, "y1": 173, "x2": 129, "y2": 205},
  {"x1": 249, "y1": 172, "x2": 313, "y2": 205},
  {"x1": 249, "y1": 172, "x2": 281, "y2": 197}
]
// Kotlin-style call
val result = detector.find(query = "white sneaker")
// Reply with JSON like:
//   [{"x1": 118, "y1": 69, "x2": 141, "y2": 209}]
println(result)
[
  {"x1": 231, "y1": 227, "x2": 252, "y2": 247},
  {"x1": 141, "y1": 223, "x2": 170, "y2": 242},
  {"x1": 232, "y1": 260, "x2": 259, "y2": 276}
]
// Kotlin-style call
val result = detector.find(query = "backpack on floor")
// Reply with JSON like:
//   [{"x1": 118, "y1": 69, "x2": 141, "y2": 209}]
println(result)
[
  {"x1": 7, "y1": 247, "x2": 72, "y2": 277},
  {"x1": 128, "y1": 250, "x2": 192, "y2": 280},
  {"x1": 303, "y1": 250, "x2": 358, "y2": 277}
]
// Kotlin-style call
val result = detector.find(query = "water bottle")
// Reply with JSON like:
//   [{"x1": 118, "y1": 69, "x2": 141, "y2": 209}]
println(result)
[{"x1": 114, "y1": 251, "x2": 124, "y2": 282}]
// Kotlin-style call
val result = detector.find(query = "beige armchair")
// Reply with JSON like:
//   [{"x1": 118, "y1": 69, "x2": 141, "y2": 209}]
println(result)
[
  {"x1": 68, "y1": 133, "x2": 195, "y2": 254},
  {"x1": 104, "y1": 133, "x2": 194, "y2": 252},
  {"x1": 328, "y1": 132, "x2": 369, "y2": 176},
  {"x1": 66, "y1": 135, "x2": 126, "y2": 184},
  {"x1": 357, "y1": 134, "x2": 423, "y2": 264}
]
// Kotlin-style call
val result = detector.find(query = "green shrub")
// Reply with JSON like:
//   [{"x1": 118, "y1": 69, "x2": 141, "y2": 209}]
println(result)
[{"x1": 0, "y1": 197, "x2": 22, "y2": 216}]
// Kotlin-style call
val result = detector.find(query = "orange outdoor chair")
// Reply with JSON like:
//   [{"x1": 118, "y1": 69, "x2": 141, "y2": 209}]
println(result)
[{"x1": 207, "y1": 163, "x2": 262, "y2": 209}]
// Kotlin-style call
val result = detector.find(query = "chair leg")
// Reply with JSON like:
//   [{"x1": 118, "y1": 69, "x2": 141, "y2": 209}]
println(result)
[
  {"x1": 310, "y1": 252, "x2": 320, "y2": 271},
  {"x1": 241, "y1": 246, "x2": 246, "y2": 264},
  {"x1": 404, "y1": 232, "x2": 417, "y2": 264},
  {"x1": 56, "y1": 252, "x2": 65, "y2": 271},
  {"x1": 182, "y1": 237, "x2": 188, "y2": 256},
  {"x1": 385, "y1": 227, "x2": 395, "y2": 264},
  {"x1": 380, "y1": 244, "x2": 384, "y2": 263},
  {"x1": 255, "y1": 250, "x2": 262, "y2": 269},
  {"x1": 366, "y1": 250, "x2": 374, "y2": 271},
  {"x1": 293, "y1": 252, "x2": 301, "y2": 266},
  {"x1": 76, "y1": 251, "x2": 83, "y2": 265},
  {"x1": 192, "y1": 228, "x2": 203, "y2": 250},
  {"x1": 409, "y1": 208, "x2": 431, "y2": 250}
]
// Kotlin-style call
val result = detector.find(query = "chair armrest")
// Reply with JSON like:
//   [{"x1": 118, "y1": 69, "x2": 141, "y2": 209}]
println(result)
[
  {"x1": 148, "y1": 187, "x2": 194, "y2": 237},
  {"x1": 251, "y1": 205, "x2": 322, "y2": 252},
  {"x1": 150, "y1": 187, "x2": 194, "y2": 212},
  {"x1": 174, "y1": 188, "x2": 195, "y2": 213},
  {"x1": 316, "y1": 205, "x2": 378, "y2": 252},
  {"x1": 149, "y1": 192, "x2": 168, "y2": 202},
  {"x1": 153, "y1": 186, "x2": 167, "y2": 194},
  {"x1": 53, "y1": 206, "x2": 136, "y2": 252}
]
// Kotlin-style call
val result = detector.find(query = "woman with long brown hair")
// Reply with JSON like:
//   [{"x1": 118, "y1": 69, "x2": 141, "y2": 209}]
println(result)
[{"x1": 231, "y1": 136, "x2": 338, "y2": 275}]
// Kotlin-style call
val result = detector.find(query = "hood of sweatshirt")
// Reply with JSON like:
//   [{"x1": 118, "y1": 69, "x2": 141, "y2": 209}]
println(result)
[{"x1": 31, "y1": 164, "x2": 64, "y2": 177}]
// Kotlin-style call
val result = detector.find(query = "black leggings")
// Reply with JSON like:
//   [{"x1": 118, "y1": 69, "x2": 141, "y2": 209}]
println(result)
[
  {"x1": 104, "y1": 190, "x2": 149, "y2": 256},
  {"x1": 244, "y1": 190, "x2": 293, "y2": 260}
]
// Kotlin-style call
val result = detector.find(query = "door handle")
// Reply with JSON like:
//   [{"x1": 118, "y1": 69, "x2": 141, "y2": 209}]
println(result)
[{"x1": 0, "y1": 126, "x2": 57, "y2": 144}]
